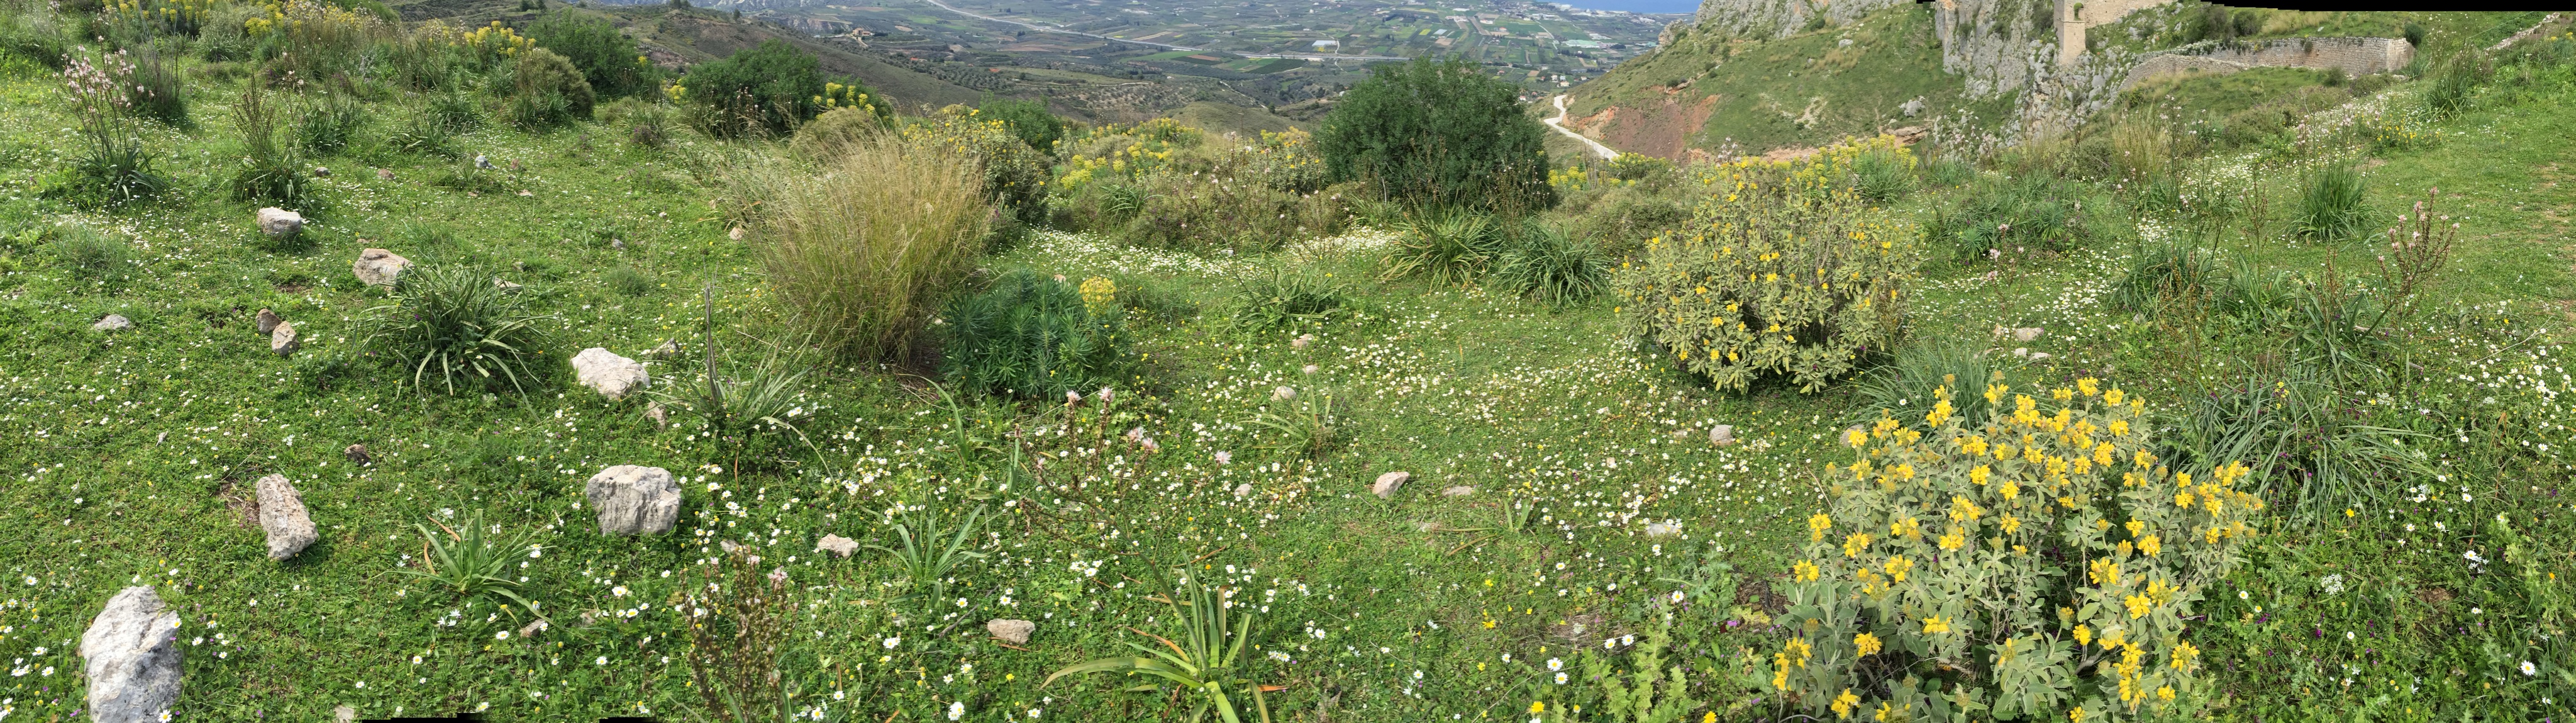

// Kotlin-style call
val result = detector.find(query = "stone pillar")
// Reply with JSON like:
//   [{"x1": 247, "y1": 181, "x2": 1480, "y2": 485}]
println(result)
[{"x1": 2057, "y1": 0, "x2": 2086, "y2": 67}]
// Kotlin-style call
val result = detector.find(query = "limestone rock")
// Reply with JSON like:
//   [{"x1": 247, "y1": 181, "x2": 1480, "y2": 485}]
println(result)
[
  {"x1": 93, "y1": 314, "x2": 132, "y2": 332},
  {"x1": 1372, "y1": 471, "x2": 1409, "y2": 498},
  {"x1": 1709, "y1": 425, "x2": 1736, "y2": 447},
  {"x1": 986, "y1": 619, "x2": 1035, "y2": 645},
  {"x1": 254, "y1": 308, "x2": 282, "y2": 334},
  {"x1": 2014, "y1": 327, "x2": 2045, "y2": 342},
  {"x1": 335, "y1": 705, "x2": 357, "y2": 722},
  {"x1": 1899, "y1": 96, "x2": 1926, "y2": 117},
  {"x1": 645, "y1": 401, "x2": 668, "y2": 428},
  {"x1": 572, "y1": 348, "x2": 650, "y2": 400},
  {"x1": 255, "y1": 474, "x2": 317, "y2": 561},
  {"x1": 269, "y1": 322, "x2": 299, "y2": 357},
  {"x1": 647, "y1": 339, "x2": 680, "y2": 359},
  {"x1": 584, "y1": 466, "x2": 680, "y2": 535},
  {"x1": 80, "y1": 586, "x2": 182, "y2": 723},
  {"x1": 1441, "y1": 486, "x2": 1476, "y2": 497},
  {"x1": 375, "y1": 168, "x2": 394, "y2": 181},
  {"x1": 816, "y1": 534, "x2": 859, "y2": 558},
  {"x1": 352, "y1": 249, "x2": 412, "y2": 288},
  {"x1": 1232, "y1": 483, "x2": 1253, "y2": 498},
  {"x1": 517, "y1": 618, "x2": 548, "y2": 639},
  {"x1": 493, "y1": 277, "x2": 524, "y2": 292},
  {"x1": 1645, "y1": 522, "x2": 1682, "y2": 538},
  {"x1": 343, "y1": 444, "x2": 370, "y2": 465},
  {"x1": 256, "y1": 207, "x2": 304, "y2": 237}
]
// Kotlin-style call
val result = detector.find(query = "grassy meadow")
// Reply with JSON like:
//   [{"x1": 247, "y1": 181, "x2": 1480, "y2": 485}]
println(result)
[{"x1": 0, "y1": 4, "x2": 2573, "y2": 723}]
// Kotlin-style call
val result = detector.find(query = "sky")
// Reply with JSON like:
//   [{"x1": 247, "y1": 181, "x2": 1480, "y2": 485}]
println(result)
[{"x1": 1543, "y1": 0, "x2": 1700, "y2": 15}]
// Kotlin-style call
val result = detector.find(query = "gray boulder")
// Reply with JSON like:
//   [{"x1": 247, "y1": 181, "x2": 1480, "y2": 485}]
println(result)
[
  {"x1": 80, "y1": 586, "x2": 182, "y2": 723},
  {"x1": 255, "y1": 474, "x2": 317, "y2": 560},
  {"x1": 1441, "y1": 486, "x2": 1477, "y2": 497},
  {"x1": 572, "y1": 347, "x2": 650, "y2": 400},
  {"x1": 352, "y1": 248, "x2": 412, "y2": 288},
  {"x1": 986, "y1": 619, "x2": 1035, "y2": 645},
  {"x1": 254, "y1": 308, "x2": 282, "y2": 334},
  {"x1": 93, "y1": 314, "x2": 132, "y2": 332},
  {"x1": 269, "y1": 322, "x2": 300, "y2": 357},
  {"x1": 1372, "y1": 471, "x2": 1409, "y2": 498},
  {"x1": 584, "y1": 466, "x2": 680, "y2": 535},
  {"x1": 1709, "y1": 425, "x2": 1736, "y2": 447},
  {"x1": 815, "y1": 534, "x2": 859, "y2": 558},
  {"x1": 256, "y1": 207, "x2": 304, "y2": 237}
]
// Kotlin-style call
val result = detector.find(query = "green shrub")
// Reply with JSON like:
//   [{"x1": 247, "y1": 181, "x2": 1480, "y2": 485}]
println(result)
[
  {"x1": 294, "y1": 92, "x2": 369, "y2": 155},
  {"x1": 902, "y1": 105, "x2": 1051, "y2": 225},
  {"x1": 752, "y1": 134, "x2": 990, "y2": 359},
  {"x1": 1763, "y1": 381, "x2": 2262, "y2": 721},
  {"x1": 1381, "y1": 211, "x2": 1501, "y2": 286},
  {"x1": 940, "y1": 269, "x2": 1131, "y2": 400},
  {"x1": 1567, "y1": 189, "x2": 1688, "y2": 259},
  {"x1": 1225, "y1": 266, "x2": 1358, "y2": 333},
  {"x1": 251, "y1": 0, "x2": 389, "y2": 87},
  {"x1": 1845, "y1": 340, "x2": 2024, "y2": 429},
  {"x1": 1606, "y1": 152, "x2": 1673, "y2": 182},
  {"x1": 786, "y1": 105, "x2": 886, "y2": 159},
  {"x1": 1614, "y1": 143, "x2": 1916, "y2": 394},
  {"x1": 675, "y1": 38, "x2": 824, "y2": 138},
  {"x1": 2290, "y1": 165, "x2": 2368, "y2": 244},
  {"x1": 387, "y1": 110, "x2": 458, "y2": 157},
  {"x1": 1849, "y1": 148, "x2": 1915, "y2": 204},
  {"x1": 2165, "y1": 373, "x2": 2429, "y2": 522},
  {"x1": 2422, "y1": 52, "x2": 2486, "y2": 118},
  {"x1": 1921, "y1": 157, "x2": 1975, "y2": 188},
  {"x1": 425, "y1": 84, "x2": 484, "y2": 132},
  {"x1": 229, "y1": 86, "x2": 309, "y2": 206},
  {"x1": 1927, "y1": 173, "x2": 2092, "y2": 264},
  {"x1": 504, "y1": 47, "x2": 593, "y2": 129},
  {"x1": 359, "y1": 266, "x2": 554, "y2": 395},
  {"x1": 526, "y1": 14, "x2": 651, "y2": 97},
  {"x1": 596, "y1": 96, "x2": 675, "y2": 148},
  {"x1": 1104, "y1": 169, "x2": 1349, "y2": 252},
  {"x1": 2108, "y1": 241, "x2": 2223, "y2": 313},
  {"x1": 125, "y1": 47, "x2": 187, "y2": 126},
  {"x1": 0, "y1": 11, "x2": 70, "y2": 69},
  {"x1": 602, "y1": 264, "x2": 655, "y2": 296},
  {"x1": 979, "y1": 98, "x2": 1063, "y2": 152},
  {"x1": 1314, "y1": 56, "x2": 1555, "y2": 213},
  {"x1": 1490, "y1": 223, "x2": 1606, "y2": 306},
  {"x1": 49, "y1": 223, "x2": 133, "y2": 282}
]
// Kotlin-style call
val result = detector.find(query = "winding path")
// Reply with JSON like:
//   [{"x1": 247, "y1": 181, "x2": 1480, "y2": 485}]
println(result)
[{"x1": 1545, "y1": 94, "x2": 1618, "y2": 160}]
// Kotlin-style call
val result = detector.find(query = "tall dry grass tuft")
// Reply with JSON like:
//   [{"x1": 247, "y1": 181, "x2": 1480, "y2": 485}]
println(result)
[{"x1": 751, "y1": 133, "x2": 991, "y2": 360}]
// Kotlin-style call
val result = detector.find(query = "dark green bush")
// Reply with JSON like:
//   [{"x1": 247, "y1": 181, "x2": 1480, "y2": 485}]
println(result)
[
  {"x1": 526, "y1": 14, "x2": 652, "y2": 97},
  {"x1": 980, "y1": 98, "x2": 1064, "y2": 153},
  {"x1": 1568, "y1": 191, "x2": 1688, "y2": 259},
  {"x1": 1314, "y1": 56, "x2": 1554, "y2": 213},
  {"x1": 940, "y1": 269, "x2": 1131, "y2": 400},
  {"x1": 677, "y1": 39, "x2": 824, "y2": 138}
]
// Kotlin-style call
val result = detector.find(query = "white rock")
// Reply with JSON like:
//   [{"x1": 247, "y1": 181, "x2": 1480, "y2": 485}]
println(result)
[
  {"x1": 517, "y1": 618, "x2": 548, "y2": 639},
  {"x1": 256, "y1": 207, "x2": 304, "y2": 237},
  {"x1": 815, "y1": 534, "x2": 859, "y2": 558},
  {"x1": 572, "y1": 347, "x2": 650, "y2": 400},
  {"x1": 1645, "y1": 522, "x2": 1682, "y2": 538},
  {"x1": 1899, "y1": 96, "x2": 1926, "y2": 117},
  {"x1": 2029, "y1": 352, "x2": 2053, "y2": 361},
  {"x1": 986, "y1": 619, "x2": 1036, "y2": 645},
  {"x1": 1441, "y1": 485, "x2": 1476, "y2": 497},
  {"x1": 1232, "y1": 483, "x2": 1253, "y2": 498},
  {"x1": 493, "y1": 277, "x2": 524, "y2": 292},
  {"x1": 255, "y1": 474, "x2": 317, "y2": 561},
  {"x1": 352, "y1": 248, "x2": 412, "y2": 288},
  {"x1": 269, "y1": 322, "x2": 299, "y2": 357},
  {"x1": 584, "y1": 466, "x2": 680, "y2": 535},
  {"x1": 80, "y1": 586, "x2": 182, "y2": 723},
  {"x1": 2012, "y1": 347, "x2": 2029, "y2": 357},
  {"x1": 1709, "y1": 425, "x2": 1736, "y2": 447},
  {"x1": 334, "y1": 704, "x2": 356, "y2": 723},
  {"x1": 1372, "y1": 471, "x2": 1409, "y2": 498},
  {"x1": 254, "y1": 308, "x2": 281, "y2": 334},
  {"x1": 93, "y1": 314, "x2": 132, "y2": 332},
  {"x1": 2014, "y1": 327, "x2": 2045, "y2": 342}
]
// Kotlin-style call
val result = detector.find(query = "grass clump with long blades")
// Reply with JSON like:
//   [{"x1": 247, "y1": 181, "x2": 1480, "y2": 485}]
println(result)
[
  {"x1": 359, "y1": 266, "x2": 554, "y2": 395},
  {"x1": 397, "y1": 510, "x2": 543, "y2": 621},
  {"x1": 1046, "y1": 568, "x2": 1275, "y2": 723}
]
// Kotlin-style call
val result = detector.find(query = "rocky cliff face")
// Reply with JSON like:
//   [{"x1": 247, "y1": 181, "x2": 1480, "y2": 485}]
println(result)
[{"x1": 1690, "y1": 0, "x2": 1911, "y2": 40}]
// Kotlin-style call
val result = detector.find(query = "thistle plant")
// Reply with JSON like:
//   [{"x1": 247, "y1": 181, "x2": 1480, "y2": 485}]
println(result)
[{"x1": 1046, "y1": 568, "x2": 1275, "y2": 723}]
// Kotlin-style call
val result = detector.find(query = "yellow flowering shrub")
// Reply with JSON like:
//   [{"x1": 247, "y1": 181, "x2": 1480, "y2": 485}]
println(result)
[
  {"x1": 245, "y1": 0, "x2": 388, "y2": 82},
  {"x1": 1613, "y1": 135, "x2": 1918, "y2": 393},
  {"x1": 1758, "y1": 379, "x2": 2262, "y2": 720},
  {"x1": 901, "y1": 105, "x2": 1051, "y2": 224}
]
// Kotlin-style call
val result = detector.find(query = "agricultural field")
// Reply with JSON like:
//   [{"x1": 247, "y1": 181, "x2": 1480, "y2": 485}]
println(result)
[{"x1": 0, "y1": 1, "x2": 2573, "y2": 722}]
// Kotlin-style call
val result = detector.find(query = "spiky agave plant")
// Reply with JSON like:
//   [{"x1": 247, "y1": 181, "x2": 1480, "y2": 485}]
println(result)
[{"x1": 1046, "y1": 568, "x2": 1274, "y2": 723}]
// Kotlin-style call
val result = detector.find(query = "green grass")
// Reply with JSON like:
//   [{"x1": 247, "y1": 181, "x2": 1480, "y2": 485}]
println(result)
[{"x1": 0, "y1": 11, "x2": 2572, "y2": 723}]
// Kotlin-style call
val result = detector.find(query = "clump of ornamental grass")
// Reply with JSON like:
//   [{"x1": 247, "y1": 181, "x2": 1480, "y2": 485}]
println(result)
[
  {"x1": 750, "y1": 132, "x2": 989, "y2": 360},
  {"x1": 1489, "y1": 223, "x2": 1607, "y2": 306},
  {"x1": 358, "y1": 266, "x2": 554, "y2": 395}
]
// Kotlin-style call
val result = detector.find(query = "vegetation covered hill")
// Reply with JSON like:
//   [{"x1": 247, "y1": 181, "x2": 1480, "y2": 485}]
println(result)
[{"x1": 0, "y1": 0, "x2": 2572, "y2": 720}]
